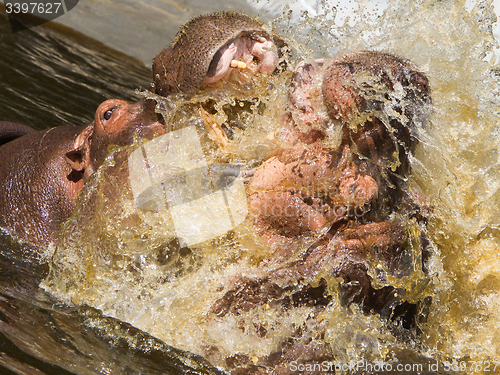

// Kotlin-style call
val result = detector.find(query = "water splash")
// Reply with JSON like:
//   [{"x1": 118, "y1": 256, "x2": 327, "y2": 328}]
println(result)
[{"x1": 44, "y1": 0, "x2": 500, "y2": 372}]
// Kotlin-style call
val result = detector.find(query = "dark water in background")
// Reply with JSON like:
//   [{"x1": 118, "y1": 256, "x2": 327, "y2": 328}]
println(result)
[
  {"x1": 0, "y1": 14, "x2": 225, "y2": 375},
  {"x1": 0, "y1": 14, "x2": 149, "y2": 130}
]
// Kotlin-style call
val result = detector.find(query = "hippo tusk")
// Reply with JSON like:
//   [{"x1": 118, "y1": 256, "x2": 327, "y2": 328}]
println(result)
[{"x1": 230, "y1": 59, "x2": 247, "y2": 70}]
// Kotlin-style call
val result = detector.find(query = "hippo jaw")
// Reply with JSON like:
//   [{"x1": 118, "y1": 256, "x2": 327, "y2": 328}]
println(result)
[
  {"x1": 202, "y1": 33, "x2": 279, "y2": 87},
  {"x1": 151, "y1": 12, "x2": 289, "y2": 97}
]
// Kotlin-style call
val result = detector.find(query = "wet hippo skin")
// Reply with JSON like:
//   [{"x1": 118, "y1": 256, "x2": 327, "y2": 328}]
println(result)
[
  {"x1": 152, "y1": 11, "x2": 287, "y2": 97},
  {"x1": 323, "y1": 51, "x2": 431, "y2": 176},
  {"x1": 0, "y1": 125, "x2": 84, "y2": 247},
  {"x1": 0, "y1": 121, "x2": 35, "y2": 146},
  {"x1": 0, "y1": 11, "x2": 281, "y2": 249},
  {"x1": 0, "y1": 99, "x2": 164, "y2": 248},
  {"x1": 215, "y1": 50, "x2": 432, "y2": 339}
]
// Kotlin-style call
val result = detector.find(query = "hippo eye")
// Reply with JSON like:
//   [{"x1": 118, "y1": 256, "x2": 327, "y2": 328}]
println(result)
[{"x1": 103, "y1": 109, "x2": 113, "y2": 121}]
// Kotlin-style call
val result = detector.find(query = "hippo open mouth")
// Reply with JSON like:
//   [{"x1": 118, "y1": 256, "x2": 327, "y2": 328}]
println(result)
[
  {"x1": 202, "y1": 33, "x2": 279, "y2": 87},
  {"x1": 152, "y1": 12, "x2": 288, "y2": 97}
]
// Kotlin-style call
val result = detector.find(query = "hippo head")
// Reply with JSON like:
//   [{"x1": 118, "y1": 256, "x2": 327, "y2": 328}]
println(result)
[
  {"x1": 320, "y1": 52, "x2": 431, "y2": 176},
  {"x1": 152, "y1": 12, "x2": 288, "y2": 96},
  {"x1": 66, "y1": 99, "x2": 165, "y2": 181},
  {"x1": 322, "y1": 51, "x2": 431, "y2": 154}
]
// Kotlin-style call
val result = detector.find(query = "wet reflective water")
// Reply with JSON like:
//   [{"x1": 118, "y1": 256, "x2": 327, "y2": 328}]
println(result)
[
  {"x1": 0, "y1": 13, "x2": 224, "y2": 375},
  {"x1": 2, "y1": 1, "x2": 500, "y2": 374},
  {"x1": 0, "y1": 240, "x2": 224, "y2": 375},
  {"x1": 0, "y1": 14, "x2": 149, "y2": 130}
]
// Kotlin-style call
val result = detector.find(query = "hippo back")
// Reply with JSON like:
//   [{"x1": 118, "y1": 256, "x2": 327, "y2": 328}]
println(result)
[
  {"x1": 0, "y1": 126, "x2": 84, "y2": 247},
  {"x1": 0, "y1": 121, "x2": 35, "y2": 146}
]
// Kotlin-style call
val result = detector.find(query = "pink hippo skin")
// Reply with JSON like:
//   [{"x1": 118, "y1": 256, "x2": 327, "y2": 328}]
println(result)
[
  {"x1": 150, "y1": 13, "x2": 433, "y2": 371},
  {"x1": 216, "y1": 50, "x2": 432, "y2": 331},
  {"x1": 207, "y1": 51, "x2": 432, "y2": 372},
  {"x1": 0, "y1": 99, "x2": 164, "y2": 248},
  {"x1": 248, "y1": 144, "x2": 379, "y2": 258},
  {"x1": 248, "y1": 51, "x2": 430, "y2": 258}
]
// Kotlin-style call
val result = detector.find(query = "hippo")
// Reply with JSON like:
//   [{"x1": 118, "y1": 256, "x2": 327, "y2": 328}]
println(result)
[
  {"x1": 0, "y1": 99, "x2": 164, "y2": 248},
  {"x1": 200, "y1": 50, "x2": 434, "y2": 372},
  {"x1": 148, "y1": 10, "x2": 433, "y2": 319},
  {"x1": 152, "y1": 11, "x2": 288, "y2": 97},
  {"x1": 150, "y1": 12, "x2": 292, "y2": 153},
  {"x1": 0, "y1": 11, "x2": 284, "y2": 250},
  {"x1": 212, "y1": 50, "x2": 432, "y2": 327},
  {"x1": 0, "y1": 122, "x2": 83, "y2": 248},
  {"x1": 254, "y1": 51, "x2": 431, "y2": 235}
]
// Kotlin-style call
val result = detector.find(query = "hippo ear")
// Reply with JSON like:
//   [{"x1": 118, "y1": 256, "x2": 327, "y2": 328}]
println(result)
[{"x1": 65, "y1": 125, "x2": 94, "y2": 175}]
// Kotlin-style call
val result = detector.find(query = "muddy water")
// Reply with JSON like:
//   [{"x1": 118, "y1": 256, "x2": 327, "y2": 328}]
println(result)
[
  {"x1": 1, "y1": 0, "x2": 500, "y2": 374},
  {"x1": 0, "y1": 13, "x2": 224, "y2": 375},
  {"x1": 42, "y1": 0, "x2": 500, "y2": 374}
]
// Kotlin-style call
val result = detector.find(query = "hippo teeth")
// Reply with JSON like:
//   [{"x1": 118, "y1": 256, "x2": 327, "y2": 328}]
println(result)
[{"x1": 230, "y1": 59, "x2": 247, "y2": 70}]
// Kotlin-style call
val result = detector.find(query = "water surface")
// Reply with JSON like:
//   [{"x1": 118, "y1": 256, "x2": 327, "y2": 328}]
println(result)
[
  {"x1": 2, "y1": 1, "x2": 500, "y2": 374},
  {"x1": 0, "y1": 13, "x2": 224, "y2": 375}
]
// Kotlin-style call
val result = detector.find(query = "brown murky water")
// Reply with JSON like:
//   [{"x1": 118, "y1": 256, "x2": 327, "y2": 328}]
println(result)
[{"x1": 0, "y1": 12, "x2": 223, "y2": 375}]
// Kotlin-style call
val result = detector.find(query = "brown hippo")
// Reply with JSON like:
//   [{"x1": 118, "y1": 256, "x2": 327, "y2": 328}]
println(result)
[
  {"x1": 215, "y1": 51, "x2": 432, "y2": 332},
  {"x1": 150, "y1": 12, "x2": 292, "y2": 156},
  {"x1": 0, "y1": 99, "x2": 164, "y2": 248},
  {"x1": 0, "y1": 11, "x2": 285, "y2": 251},
  {"x1": 152, "y1": 12, "x2": 287, "y2": 97}
]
